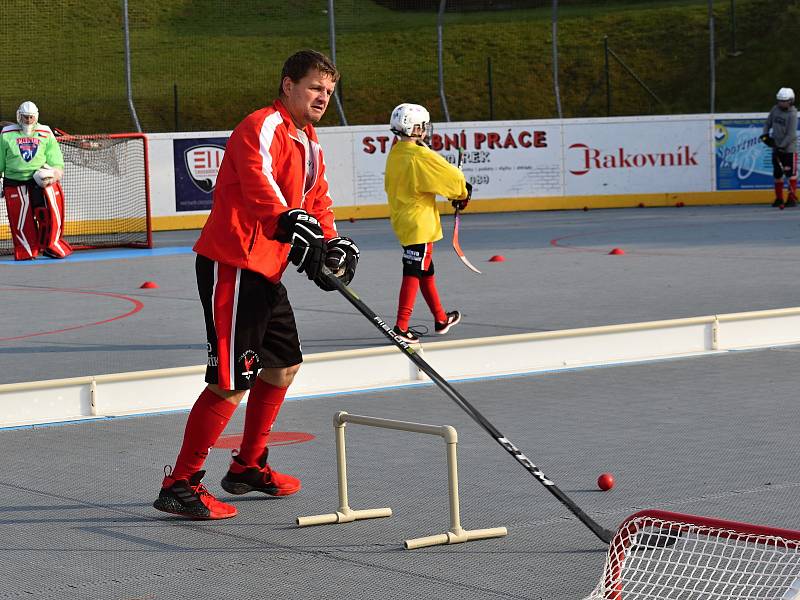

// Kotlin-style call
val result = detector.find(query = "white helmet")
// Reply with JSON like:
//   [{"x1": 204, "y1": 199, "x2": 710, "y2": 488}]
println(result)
[
  {"x1": 390, "y1": 103, "x2": 430, "y2": 138},
  {"x1": 16, "y1": 101, "x2": 39, "y2": 135},
  {"x1": 776, "y1": 87, "x2": 795, "y2": 102}
]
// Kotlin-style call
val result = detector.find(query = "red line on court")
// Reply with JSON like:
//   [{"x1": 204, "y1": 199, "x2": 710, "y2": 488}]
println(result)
[
  {"x1": 0, "y1": 287, "x2": 145, "y2": 342},
  {"x1": 549, "y1": 223, "x2": 699, "y2": 257}
]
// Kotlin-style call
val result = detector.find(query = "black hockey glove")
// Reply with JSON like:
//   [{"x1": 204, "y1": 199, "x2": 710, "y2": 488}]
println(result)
[
  {"x1": 451, "y1": 182, "x2": 472, "y2": 211},
  {"x1": 760, "y1": 134, "x2": 775, "y2": 148},
  {"x1": 277, "y1": 208, "x2": 325, "y2": 281},
  {"x1": 315, "y1": 236, "x2": 360, "y2": 291}
]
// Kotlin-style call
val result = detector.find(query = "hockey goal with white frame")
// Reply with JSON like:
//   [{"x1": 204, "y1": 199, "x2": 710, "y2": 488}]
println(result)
[
  {"x1": 584, "y1": 509, "x2": 800, "y2": 600},
  {"x1": 0, "y1": 132, "x2": 152, "y2": 255}
]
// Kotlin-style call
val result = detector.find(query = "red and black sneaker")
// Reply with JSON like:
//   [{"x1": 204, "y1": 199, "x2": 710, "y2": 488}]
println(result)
[
  {"x1": 435, "y1": 310, "x2": 462, "y2": 335},
  {"x1": 220, "y1": 449, "x2": 301, "y2": 497},
  {"x1": 153, "y1": 468, "x2": 237, "y2": 520}
]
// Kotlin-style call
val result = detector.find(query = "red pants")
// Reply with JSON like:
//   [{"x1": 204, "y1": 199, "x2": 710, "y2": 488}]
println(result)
[{"x1": 3, "y1": 181, "x2": 72, "y2": 260}]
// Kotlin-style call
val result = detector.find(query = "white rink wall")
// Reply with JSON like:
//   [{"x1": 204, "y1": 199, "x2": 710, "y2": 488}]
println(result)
[
  {"x1": 144, "y1": 112, "x2": 776, "y2": 230},
  {"x1": 2, "y1": 306, "x2": 800, "y2": 428}
]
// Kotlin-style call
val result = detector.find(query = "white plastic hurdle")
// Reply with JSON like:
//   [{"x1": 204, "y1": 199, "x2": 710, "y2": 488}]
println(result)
[{"x1": 296, "y1": 411, "x2": 508, "y2": 550}]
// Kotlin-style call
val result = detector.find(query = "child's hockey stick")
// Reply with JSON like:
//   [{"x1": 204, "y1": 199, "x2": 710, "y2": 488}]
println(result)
[
  {"x1": 452, "y1": 146, "x2": 481, "y2": 274},
  {"x1": 322, "y1": 267, "x2": 614, "y2": 544}
]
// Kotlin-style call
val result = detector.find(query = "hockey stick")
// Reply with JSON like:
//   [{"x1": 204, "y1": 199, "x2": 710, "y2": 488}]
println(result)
[
  {"x1": 452, "y1": 210, "x2": 482, "y2": 274},
  {"x1": 451, "y1": 146, "x2": 481, "y2": 274},
  {"x1": 322, "y1": 267, "x2": 614, "y2": 544}
]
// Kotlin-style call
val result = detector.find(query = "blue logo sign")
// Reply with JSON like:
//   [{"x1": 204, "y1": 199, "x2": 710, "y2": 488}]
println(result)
[
  {"x1": 173, "y1": 137, "x2": 229, "y2": 212},
  {"x1": 715, "y1": 118, "x2": 798, "y2": 190}
]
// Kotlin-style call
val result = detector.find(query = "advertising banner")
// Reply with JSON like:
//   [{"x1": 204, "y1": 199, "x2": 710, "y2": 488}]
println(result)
[
  {"x1": 173, "y1": 137, "x2": 228, "y2": 211},
  {"x1": 354, "y1": 123, "x2": 563, "y2": 204},
  {"x1": 714, "y1": 119, "x2": 776, "y2": 190},
  {"x1": 563, "y1": 120, "x2": 712, "y2": 195}
]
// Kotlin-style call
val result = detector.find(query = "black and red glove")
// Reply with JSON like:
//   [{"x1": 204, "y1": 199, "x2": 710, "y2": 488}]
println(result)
[
  {"x1": 760, "y1": 134, "x2": 775, "y2": 148},
  {"x1": 315, "y1": 236, "x2": 360, "y2": 291},
  {"x1": 451, "y1": 182, "x2": 472, "y2": 211}
]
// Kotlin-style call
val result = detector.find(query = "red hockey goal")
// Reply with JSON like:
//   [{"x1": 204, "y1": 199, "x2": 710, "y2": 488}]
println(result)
[
  {"x1": 1, "y1": 133, "x2": 152, "y2": 255},
  {"x1": 585, "y1": 509, "x2": 800, "y2": 599}
]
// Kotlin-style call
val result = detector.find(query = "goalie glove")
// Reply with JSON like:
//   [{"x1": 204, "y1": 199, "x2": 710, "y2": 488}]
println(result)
[
  {"x1": 276, "y1": 208, "x2": 325, "y2": 281},
  {"x1": 760, "y1": 134, "x2": 776, "y2": 148},
  {"x1": 451, "y1": 182, "x2": 472, "y2": 211},
  {"x1": 315, "y1": 236, "x2": 360, "y2": 291},
  {"x1": 33, "y1": 165, "x2": 59, "y2": 188}
]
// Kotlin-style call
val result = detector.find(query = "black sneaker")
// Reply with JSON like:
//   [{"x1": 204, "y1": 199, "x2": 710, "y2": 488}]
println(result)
[
  {"x1": 392, "y1": 325, "x2": 420, "y2": 343},
  {"x1": 435, "y1": 310, "x2": 461, "y2": 335},
  {"x1": 786, "y1": 196, "x2": 797, "y2": 208},
  {"x1": 220, "y1": 450, "x2": 301, "y2": 497},
  {"x1": 772, "y1": 198, "x2": 785, "y2": 207},
  {"x1": 153, "y1": 469, "x2": 237, "y2": 519}
]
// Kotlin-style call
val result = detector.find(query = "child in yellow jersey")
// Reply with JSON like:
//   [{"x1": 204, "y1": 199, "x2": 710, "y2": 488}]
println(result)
[{"x1": 384, "y1": 103, "x2": 472, "y2": 342}]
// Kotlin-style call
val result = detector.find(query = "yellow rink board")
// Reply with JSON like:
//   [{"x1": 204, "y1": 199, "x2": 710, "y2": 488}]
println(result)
[
  {"x1": 0, "y1": 190, "x2": 770, "y2": 239},
  {"x1": 149, "y1": 190, "x2": 768, "y2": 232},
  {"x1": 0, "y1": 218, "x2": 148, "y2": 241}
]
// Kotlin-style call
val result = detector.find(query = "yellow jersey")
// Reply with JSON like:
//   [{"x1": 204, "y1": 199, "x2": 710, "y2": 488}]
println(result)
[{"x1": 384, "y1": 141, "x2": 467, "y2": 246}]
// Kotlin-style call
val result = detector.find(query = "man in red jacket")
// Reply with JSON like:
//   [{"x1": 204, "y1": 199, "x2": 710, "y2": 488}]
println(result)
[{"x1": 154, "y1": 50, "x2": 360, "y2": 520}]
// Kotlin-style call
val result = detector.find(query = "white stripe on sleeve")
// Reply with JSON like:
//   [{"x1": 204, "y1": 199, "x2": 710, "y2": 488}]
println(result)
[{"x1": 259, "y1": 111, "x2": 289, "y2": 207}]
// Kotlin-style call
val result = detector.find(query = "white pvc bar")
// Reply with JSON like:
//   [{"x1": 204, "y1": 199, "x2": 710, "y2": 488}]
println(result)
[
  {"x1": 296, "y1": 411, "x2": 507, "y2": 550},
  {"x1": 3, "y1": 306, "x2": 800, "y2": 427}
]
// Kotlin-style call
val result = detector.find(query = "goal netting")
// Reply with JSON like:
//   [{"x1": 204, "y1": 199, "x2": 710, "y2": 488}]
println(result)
[
  {"x1": 0, "y1": 133, "x2": 152, "y2": 255},
  {"x1": 584, "y1": 509, "x2": 800, "y2": 600}
]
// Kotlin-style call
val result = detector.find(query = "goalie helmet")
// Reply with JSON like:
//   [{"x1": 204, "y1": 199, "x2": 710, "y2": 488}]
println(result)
[
  {"x1": 776, "y1": 87, "x2": 795, "y2": 102},
  {"x1": 16, "y1": 101, "x2": 39, "y2": 135},
  {"x1": 390, "y1": 103, "x2": 430, "y2": 138}
]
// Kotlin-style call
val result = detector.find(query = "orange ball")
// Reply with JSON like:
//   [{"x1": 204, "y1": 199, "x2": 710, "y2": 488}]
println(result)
[{"x1": 597, "y1": 473, "x2": 615, "y2": 491}]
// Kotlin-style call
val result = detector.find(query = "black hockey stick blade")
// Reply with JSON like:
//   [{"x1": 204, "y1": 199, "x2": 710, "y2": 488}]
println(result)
[{"x1": 322, "y1": 268, "x2": 614, "y2": 544}]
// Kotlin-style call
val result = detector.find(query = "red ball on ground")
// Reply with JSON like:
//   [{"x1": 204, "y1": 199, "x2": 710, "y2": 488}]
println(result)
[
  {"x1": 637, "y1": 202, "x2": 645, "y2": 208},
  {"x1": 140, "y1": 281, "x2": 159, "y2": 289},
  {"x1": 349, "y1": 217, "x2": 355, "y2": 222},
  {"x1": 489, "y1": 255, "x2": 506, "y2": 262},
  {"x1": 597, "y1": 473, "x2": 615, "y2": 491},
  {"x1": 608, "y1": 248, "x2": 625, "y2": 255}
]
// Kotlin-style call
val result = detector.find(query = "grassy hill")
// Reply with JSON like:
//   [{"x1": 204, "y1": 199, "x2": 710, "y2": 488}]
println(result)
[{"x1": 0, "y1": 0, "x2": 796, "y2": 133}]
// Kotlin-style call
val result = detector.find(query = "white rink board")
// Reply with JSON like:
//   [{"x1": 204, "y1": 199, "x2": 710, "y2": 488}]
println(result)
[
  {"x1": 562, "y1": 118, "x2": 713, "y2": 195},
  {"x1": 143, "y1": 113, "x2": 765, "y2": 222},
  {"x1": 353, "y1": 121, "x2": 564, "y2": 203},
  {"x1": 2, "y1": 307, "x2": 800, "y2": 428}
]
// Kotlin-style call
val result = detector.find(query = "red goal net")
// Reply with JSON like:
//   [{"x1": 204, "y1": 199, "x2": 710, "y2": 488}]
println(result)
[
  {"x1": 1, "y1": 133, "x2": 152, "y2": 255},
  {"x1": 584, "y1": 509, "x2": 800, "y2": 599}
]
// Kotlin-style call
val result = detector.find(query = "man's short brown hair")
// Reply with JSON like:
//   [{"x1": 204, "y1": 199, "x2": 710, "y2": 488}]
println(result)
[{"x1": 278, "y1": 50, "x2": 340, "y2": 97}]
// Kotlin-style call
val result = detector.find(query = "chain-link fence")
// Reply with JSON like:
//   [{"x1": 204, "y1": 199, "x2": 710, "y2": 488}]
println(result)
[{"x1": 0, "y1": 0, "x2": 792, "y2": 134}]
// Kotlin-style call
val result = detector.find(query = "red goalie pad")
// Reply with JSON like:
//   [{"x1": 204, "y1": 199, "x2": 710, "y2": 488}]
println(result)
[
  {"x1": 35, "y1": 182, "x2": 73, "y2": 259},
  {"x1": 3, "y1": 181, "x2": 73, "y2": 260}
]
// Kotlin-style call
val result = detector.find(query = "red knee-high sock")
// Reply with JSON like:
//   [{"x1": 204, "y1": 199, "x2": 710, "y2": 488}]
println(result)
[
  {"x1": 775, "y1": 180, "x2": 785, "y2": 201},
  {"x1": 396, "y1": 275, "x2": 420, "y2": 330},
  {"x1": 169, "y1": 387, "x2": 238, "y2": 484},
  {"x1": 419, "y1": 274, "x2": 447, "y2": 323},
  {"x1": 236, "y1": 378, "x2": 288, "y2": 468},
  {"x1": 790, "y1": 179, "x2": 797, "y2": 198}
]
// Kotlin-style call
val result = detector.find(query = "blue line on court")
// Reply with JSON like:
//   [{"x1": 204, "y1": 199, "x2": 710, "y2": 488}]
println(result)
[{"x1": 0, "y1": 246, "x2": 195, "y2": 264}]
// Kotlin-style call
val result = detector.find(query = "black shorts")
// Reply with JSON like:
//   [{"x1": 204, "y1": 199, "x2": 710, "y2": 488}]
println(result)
[
  {"x1": 196, "y1": 254, "x2": 303, "y2": 391},
  {"x1": 402, "y1": 242, "x2": 435, "y2": 277},
  {"x1": 772, "y1": 149, "x2": 797, "y2": 179}
]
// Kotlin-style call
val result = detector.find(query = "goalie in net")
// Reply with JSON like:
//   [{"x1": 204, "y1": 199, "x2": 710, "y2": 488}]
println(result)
[
  {"x1": 584, "y1": 509, "x2": 800, "y2": 600},
  {"x1": 0, "y1": 101, "x2": 72, "y2": 260}
]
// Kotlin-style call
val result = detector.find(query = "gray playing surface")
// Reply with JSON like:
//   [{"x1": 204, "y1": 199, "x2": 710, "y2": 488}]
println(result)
[{"x1": 1, "y1": 205, "x2": 799, "y2": 599}]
